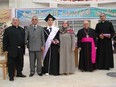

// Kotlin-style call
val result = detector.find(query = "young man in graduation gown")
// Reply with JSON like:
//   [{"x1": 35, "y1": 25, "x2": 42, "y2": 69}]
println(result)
[
  {"x1": 3, "y1": 18, "x2": 26, "y2": 81},
  {"x1": 77, "y1": 20, "x2": 97, "y2": 72},
  {"x1": 95, "y1": 13, "x2": 115, "y2": 70},
  {"x1": 42, "y1": 14, "x2": 60, "y2": 75}
]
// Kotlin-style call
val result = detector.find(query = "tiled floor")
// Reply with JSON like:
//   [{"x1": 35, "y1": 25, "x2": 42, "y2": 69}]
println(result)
[{"x1": 0, "y1": 51, "x2": 116, "y2": 87}]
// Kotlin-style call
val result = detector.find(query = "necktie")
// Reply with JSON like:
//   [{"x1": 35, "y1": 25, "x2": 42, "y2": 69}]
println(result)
[
  {"x1": 49, "y1": 28, "x2": 52, "y2": 33},
  {"x1": 34, "y1": 25, "x2": 36, "y2": 31}
]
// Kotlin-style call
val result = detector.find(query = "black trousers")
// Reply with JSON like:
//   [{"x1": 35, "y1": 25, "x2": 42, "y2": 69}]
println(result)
[{"x1": 7, "y1": 48, "x2": 24, "y2": 78}]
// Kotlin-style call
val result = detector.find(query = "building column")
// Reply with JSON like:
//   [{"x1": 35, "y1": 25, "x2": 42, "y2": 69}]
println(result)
[
  {"x1": 9, "y1": 0, "x2": 19, "y2": 18},
  {"x1": 49, "y1": 3, "x2": 58, "y2": 27},
  {"x1": 90, "y1": 3, "x2": 99, "y2": 29},
  {"x1": 9, "y1": 0, "x2": 18, "y2": 8}
]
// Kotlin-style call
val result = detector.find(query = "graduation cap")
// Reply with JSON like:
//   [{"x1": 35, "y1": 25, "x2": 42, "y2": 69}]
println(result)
[{"x1": 45, "y1": 14, "x2": 56, "y2": 22}]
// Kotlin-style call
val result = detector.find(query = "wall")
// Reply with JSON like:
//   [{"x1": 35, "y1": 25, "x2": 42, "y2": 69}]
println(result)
[
  {"x1": 0, "y1": 0, "x2": 9, "y2": 9},
  {"x1": 98, "y1": 3, "x2": 116, "y2": 8},
  {"x1": 17, "y1": 1, "x2": 49, "y2": 8},
  {"x1": 9, "y1": 0, "x2": 49, "y2": 8}
]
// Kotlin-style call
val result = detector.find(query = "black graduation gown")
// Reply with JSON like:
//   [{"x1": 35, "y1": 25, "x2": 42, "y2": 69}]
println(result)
[
  {"x1": 77, "y1": 28, "x2": 97, "y2": 71},
  {"x1": 43, "y1": 27, "x2": 59, "y2": 75},
  {"x1": 95, "y1": 21, "x2": 115, "y2": 70}
]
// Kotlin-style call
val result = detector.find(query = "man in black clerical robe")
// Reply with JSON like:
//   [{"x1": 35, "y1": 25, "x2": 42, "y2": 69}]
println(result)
[
  {"x1": 95, "y1": 13, "x2": 115, "y2": 70},
  {"x1": 42, "y1": 14, "x2": 60, "y2": 75},
  {"x1": 3, "y1": 18, "x2": 26, "y2": 81},
  {"x1": 77, "y1": 20, "x2": 97, "y2": 72}
]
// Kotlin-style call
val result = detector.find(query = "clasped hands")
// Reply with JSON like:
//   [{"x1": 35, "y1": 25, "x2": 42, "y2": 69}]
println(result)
[
  {"x1": 51, "y1": 39, "x2": 59, "y2": 44},
  {"x1": 99, "y1": 33, "x2": 111, "y2": 39}
]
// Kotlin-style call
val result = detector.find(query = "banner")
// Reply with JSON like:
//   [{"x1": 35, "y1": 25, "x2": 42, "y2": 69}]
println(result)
[
  {"x1": 16, "y1": 7, "x2": 116, "y2": 20},
  {"x1": 15, "y1": 7, "x2": 116, "y2": 26}
]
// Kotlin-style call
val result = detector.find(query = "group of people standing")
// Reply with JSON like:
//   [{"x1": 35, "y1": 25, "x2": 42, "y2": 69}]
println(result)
[
  {"x1": 3, "y1": 14, "x2": 76, "y2": 81},
  {"x1": 3, "y1": 13, "x2": 115, "y2": 81}
]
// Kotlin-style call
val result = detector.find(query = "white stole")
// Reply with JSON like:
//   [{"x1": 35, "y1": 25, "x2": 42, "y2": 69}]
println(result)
[{"x1": 43, "y1": 26, "x2": 59, "y2": 61}]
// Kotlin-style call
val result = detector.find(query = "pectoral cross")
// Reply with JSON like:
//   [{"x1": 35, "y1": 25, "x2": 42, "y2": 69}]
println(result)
[{"x1": 86, "y1": 34, "x2": 89, "y2": 38}]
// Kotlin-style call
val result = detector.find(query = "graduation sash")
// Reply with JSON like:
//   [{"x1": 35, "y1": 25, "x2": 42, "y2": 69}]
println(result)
[
  {"x1": 43, "y1": 26, "x2": 59, "y2": 61},
  {"x1": 81, "y1": 37, "x2": 96, "y2": 63}
]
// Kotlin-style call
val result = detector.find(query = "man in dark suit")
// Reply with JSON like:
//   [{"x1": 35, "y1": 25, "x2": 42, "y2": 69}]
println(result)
[
  {"x1": 3, "y1": 18, "x2": 26, "y2": 81},
  {"x1": 25, "y1": 16, "x2": 45, "y2": 77}
]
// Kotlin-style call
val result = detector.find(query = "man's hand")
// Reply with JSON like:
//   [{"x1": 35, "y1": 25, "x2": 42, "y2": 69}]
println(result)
[
  {"x1": 99, "y1": 34, "x2": 104, "y2": 39},
  {"x1": 78, "y1": 48, "x2": 81, "y2": 50},
  {"x1": 2, "y1": 51, "x2": 8, "y2": 55},
  {"x1": 51, "y1": 39, "x2": 59, "y2": 44},
  {"x1": 41, "y1": 46, "x2": 44, "y2": 52},
  {"x1": 55, "y1": 39, "x2": 59, "y2": 44},
  {"x1": 72, "y1": 48, "x2": 75, "y2": 51}
]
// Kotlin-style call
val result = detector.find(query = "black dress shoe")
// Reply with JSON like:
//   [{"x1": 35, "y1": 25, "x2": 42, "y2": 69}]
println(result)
[
  {"x1": 38, "y1": 73, "x2": 43, "y2": 76},
  {"x1": 29, "y1": 73, "x2": 34, "y2": 77},
  {"x1": 9, "y1": 77, "x2": 14, "y2": 81},
  {"x1": 17, "y1": 74, "x2": 26, "y2": 77}
]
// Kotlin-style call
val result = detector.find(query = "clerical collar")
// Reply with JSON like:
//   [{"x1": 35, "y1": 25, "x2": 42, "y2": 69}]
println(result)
[
  {"x1": 101, "y1": 21, "x2": 106, "y2": 23},
  {"x1": 12, "y1": 25, "x2": 19, "y2": 28}
]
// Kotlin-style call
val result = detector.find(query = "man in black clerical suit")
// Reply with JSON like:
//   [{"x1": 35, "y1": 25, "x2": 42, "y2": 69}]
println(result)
[
  {"x1": 95, "y1": 13, "x2": 115, "y2": 70},
  {"x1": 3, "y1": 18, "x2": 26, "y2": 81},
  {"x1": 77, "y1": 20, "x2": 97, "y2": 72}
]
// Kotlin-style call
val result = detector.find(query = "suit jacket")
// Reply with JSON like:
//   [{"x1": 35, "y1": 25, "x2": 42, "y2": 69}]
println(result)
[
  {"x1": 3, "y1": 25, "x2": 25, "y2": 57},
  {"x1": 25, "y1": 25, "x2": 45, "y2": 51}
]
